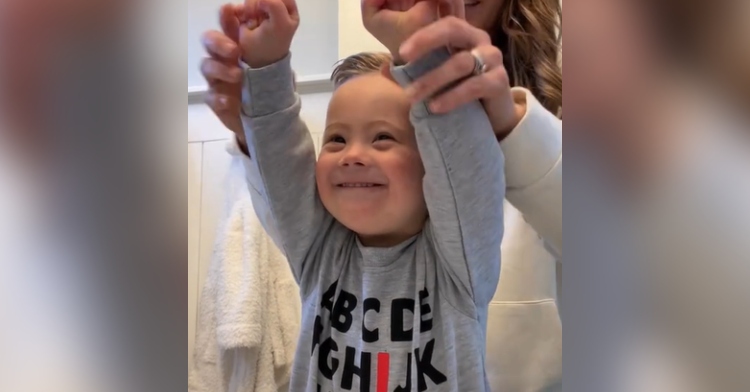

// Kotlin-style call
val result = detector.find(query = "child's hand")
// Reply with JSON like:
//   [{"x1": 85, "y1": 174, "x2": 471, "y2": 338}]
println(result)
[
  {"x1": 362, "y1": 0, "x2": 464, "y2": 64},
  {"x1": 239, "y1": 0, "x2": 300, "y2": 69}
]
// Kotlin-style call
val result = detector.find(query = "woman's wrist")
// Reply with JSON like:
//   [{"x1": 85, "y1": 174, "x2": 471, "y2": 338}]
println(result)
[{"x1": 495, "y1": 102, "x2": 528, "y2": 141}]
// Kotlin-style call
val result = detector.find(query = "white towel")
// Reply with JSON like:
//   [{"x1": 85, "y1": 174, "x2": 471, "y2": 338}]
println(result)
[{"x1": 190, "y1": 143, "x2": 301, "y2": 392}]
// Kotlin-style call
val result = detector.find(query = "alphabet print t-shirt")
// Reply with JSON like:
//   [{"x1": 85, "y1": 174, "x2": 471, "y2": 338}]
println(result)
[{"x1": 238, "y1": 49, "x2": 505, "y2": 391}]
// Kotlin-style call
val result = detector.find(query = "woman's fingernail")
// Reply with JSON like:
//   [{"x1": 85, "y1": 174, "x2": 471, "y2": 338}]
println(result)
[{"x1": 429, "y1": 101, "x2": 442, "y2": 112}]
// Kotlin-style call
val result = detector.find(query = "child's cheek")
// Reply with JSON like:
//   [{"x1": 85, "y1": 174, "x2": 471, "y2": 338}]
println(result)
[
  {"x1": 400, "y1": 150, "x2": 426, "y2": 178},
  {"x1": 387, "y1": 153, "x2": 426, "y2": 188},
  {"x1": 315, "y1": 156, "x2": 335, "y2": 195}
]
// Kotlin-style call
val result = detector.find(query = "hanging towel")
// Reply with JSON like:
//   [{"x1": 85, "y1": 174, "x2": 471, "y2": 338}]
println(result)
[{"x1": 190, "y1": 141, "x2": 301, "y2": 392}]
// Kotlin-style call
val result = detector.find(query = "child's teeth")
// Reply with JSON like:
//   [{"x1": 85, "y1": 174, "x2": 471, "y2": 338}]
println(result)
[{"x1": 343, "y1": 183, "x2": 376, "y2": 187}]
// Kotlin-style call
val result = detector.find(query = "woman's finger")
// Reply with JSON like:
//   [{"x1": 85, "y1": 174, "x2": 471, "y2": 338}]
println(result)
[
  {"x1": 219, "y1": 4, "x2": 242, "y2": 42},
  {"x1": 205, "y1": 90, "x2": 245, "y2": 136},
  {"x1": 205, "y1": 91, "x2": 228, "y2": 112},
  {"x1": 406, "y1": 44, "x2": 503, "y2": 103},
  {"x1": 202, "y1": 30, "x2": 240, "y2": 61},
  {"x1": 205, "y1": 90, "x2": 241, "y2": 115},
  {"x1": 428, "y1": 66, "x2": 509, "y2": 114},
  {"x1": 201, "y1": 57, "x2": 243, "y2": 84},
  {"x1": 400, "y1": 16, "x2": 490, "y2": 62},
  {"x1": 406, "y1": 50, "x2": 475, "y2": 102}
]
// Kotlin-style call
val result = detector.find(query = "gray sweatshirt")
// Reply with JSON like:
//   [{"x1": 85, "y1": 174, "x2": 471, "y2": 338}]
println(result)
[{"x1": 240, "y1": 49, "x2": 505, "y2": 392}]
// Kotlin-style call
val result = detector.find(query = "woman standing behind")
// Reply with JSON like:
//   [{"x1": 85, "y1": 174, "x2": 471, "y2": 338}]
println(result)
[
  {"x1": 360, "y1": 1, "x2": 562, "y2": 391},
  {"x1": 200, "y1": 1, "x2": 562, "y2": 391}
]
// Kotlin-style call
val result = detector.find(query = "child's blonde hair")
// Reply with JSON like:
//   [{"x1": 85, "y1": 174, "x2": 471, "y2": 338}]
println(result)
[{"x1": 330, "y1": 52, "x2": 393, "y2": 89}]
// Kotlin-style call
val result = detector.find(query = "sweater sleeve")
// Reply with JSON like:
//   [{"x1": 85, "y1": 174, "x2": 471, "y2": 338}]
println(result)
[
  {"x1": 238, "y1": 54, "x2": 334, "y2": 287},
  {"x1": 390, "y1": 48, "x2": 506, "y2": 311},
  {"x1": 501, "y1": 89, "x2": 563, "y2": 258}
]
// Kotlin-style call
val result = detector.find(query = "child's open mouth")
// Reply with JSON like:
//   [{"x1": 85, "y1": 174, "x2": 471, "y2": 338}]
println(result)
[{"x1": 336, "y1": 183, "x2": 385, "y2": 188}]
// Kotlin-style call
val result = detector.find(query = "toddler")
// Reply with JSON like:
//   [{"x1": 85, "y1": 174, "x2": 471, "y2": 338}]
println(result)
[{"x1": 238, "y1": 3, "x2": 505, "y2": 391}]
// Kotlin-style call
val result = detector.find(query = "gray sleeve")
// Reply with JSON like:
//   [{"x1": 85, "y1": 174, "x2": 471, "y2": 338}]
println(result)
[
  {"x1": 390, "y1": 49, "x2": 506, "y2": 309},
  {"x1": 239, "y1": 54, "x2": 333, "y2": 286}
]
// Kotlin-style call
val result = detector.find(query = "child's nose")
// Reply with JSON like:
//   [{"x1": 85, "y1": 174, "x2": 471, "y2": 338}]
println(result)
[{"x1": 338, "y1": 145, "x2": 371, "y2": 167}]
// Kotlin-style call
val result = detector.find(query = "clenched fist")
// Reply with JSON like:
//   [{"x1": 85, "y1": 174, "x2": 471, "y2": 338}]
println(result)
[
  {"x1": 361, "y1": 0, "x2": 463, "y2": 64},
  {"x1": 239, "y1": 0, "x2": 300, "y2": 69}
]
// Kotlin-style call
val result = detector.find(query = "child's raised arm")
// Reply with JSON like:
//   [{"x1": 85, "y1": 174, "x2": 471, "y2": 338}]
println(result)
[
  {"x1": 237, "y1": 0, "x2": 333, "y2": 287},
  {"x1": 391, "y1": 48, "x2": 506, "y2": 313}
]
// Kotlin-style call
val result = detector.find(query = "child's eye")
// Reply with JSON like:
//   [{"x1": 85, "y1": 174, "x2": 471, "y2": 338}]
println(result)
[
  {"x1": 327, "y1": 135, "x2": 346, "y2": 144},
  {"x1": 374, "y1": 133, "x2": 395, "y2": 142}
]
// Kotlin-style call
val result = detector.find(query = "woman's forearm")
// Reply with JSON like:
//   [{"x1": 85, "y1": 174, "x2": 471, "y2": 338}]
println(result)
[{"x1": 501, "y1": 88, "x2": 563, "y2": 257}]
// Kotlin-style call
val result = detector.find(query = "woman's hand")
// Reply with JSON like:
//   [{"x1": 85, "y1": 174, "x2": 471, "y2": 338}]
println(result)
[
  {"x1": 201, "y1": 4, "x2": 246, "y2": 151},
  {"x1": 361, "y1": 0, "x2": 463, "y2": 64},
  {"x1": 400, "y1": 17, "x2": 526, "y2": 139}
]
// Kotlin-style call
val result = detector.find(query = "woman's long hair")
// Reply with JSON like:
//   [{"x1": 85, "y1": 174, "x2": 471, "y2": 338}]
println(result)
[{"x1": 494, "y1": 0, "x2": 562, "y2": 117}]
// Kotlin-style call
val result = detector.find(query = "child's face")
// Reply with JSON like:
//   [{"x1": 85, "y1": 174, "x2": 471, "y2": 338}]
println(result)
[{"x1": 317, "y1": 73, "x2": 427, "y2": 246}]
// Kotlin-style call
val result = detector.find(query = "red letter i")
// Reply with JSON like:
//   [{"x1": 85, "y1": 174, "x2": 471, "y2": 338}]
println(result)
[{"x1": 377, "y1": 352, "x2": 390, "y2": 392}]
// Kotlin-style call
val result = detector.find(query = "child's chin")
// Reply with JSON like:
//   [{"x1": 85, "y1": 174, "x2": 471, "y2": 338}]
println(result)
[{"x1": 340, "y1": 217, "x2": 386, "y2": 236}]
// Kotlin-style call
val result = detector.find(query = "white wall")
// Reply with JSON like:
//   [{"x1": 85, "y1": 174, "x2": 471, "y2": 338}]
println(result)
[
  {"x1": 187, "y1": 93, "x2": 331, "y2": 144},
  {"x1": 188, "y1": 0, "x2": 387, "y2": 89},
  {"x1": 188, "y1": 0, "x2": 338, "y2": 88},
  {"x1": 338, "y1": 0, "x2": 387, "y2": 58}
]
